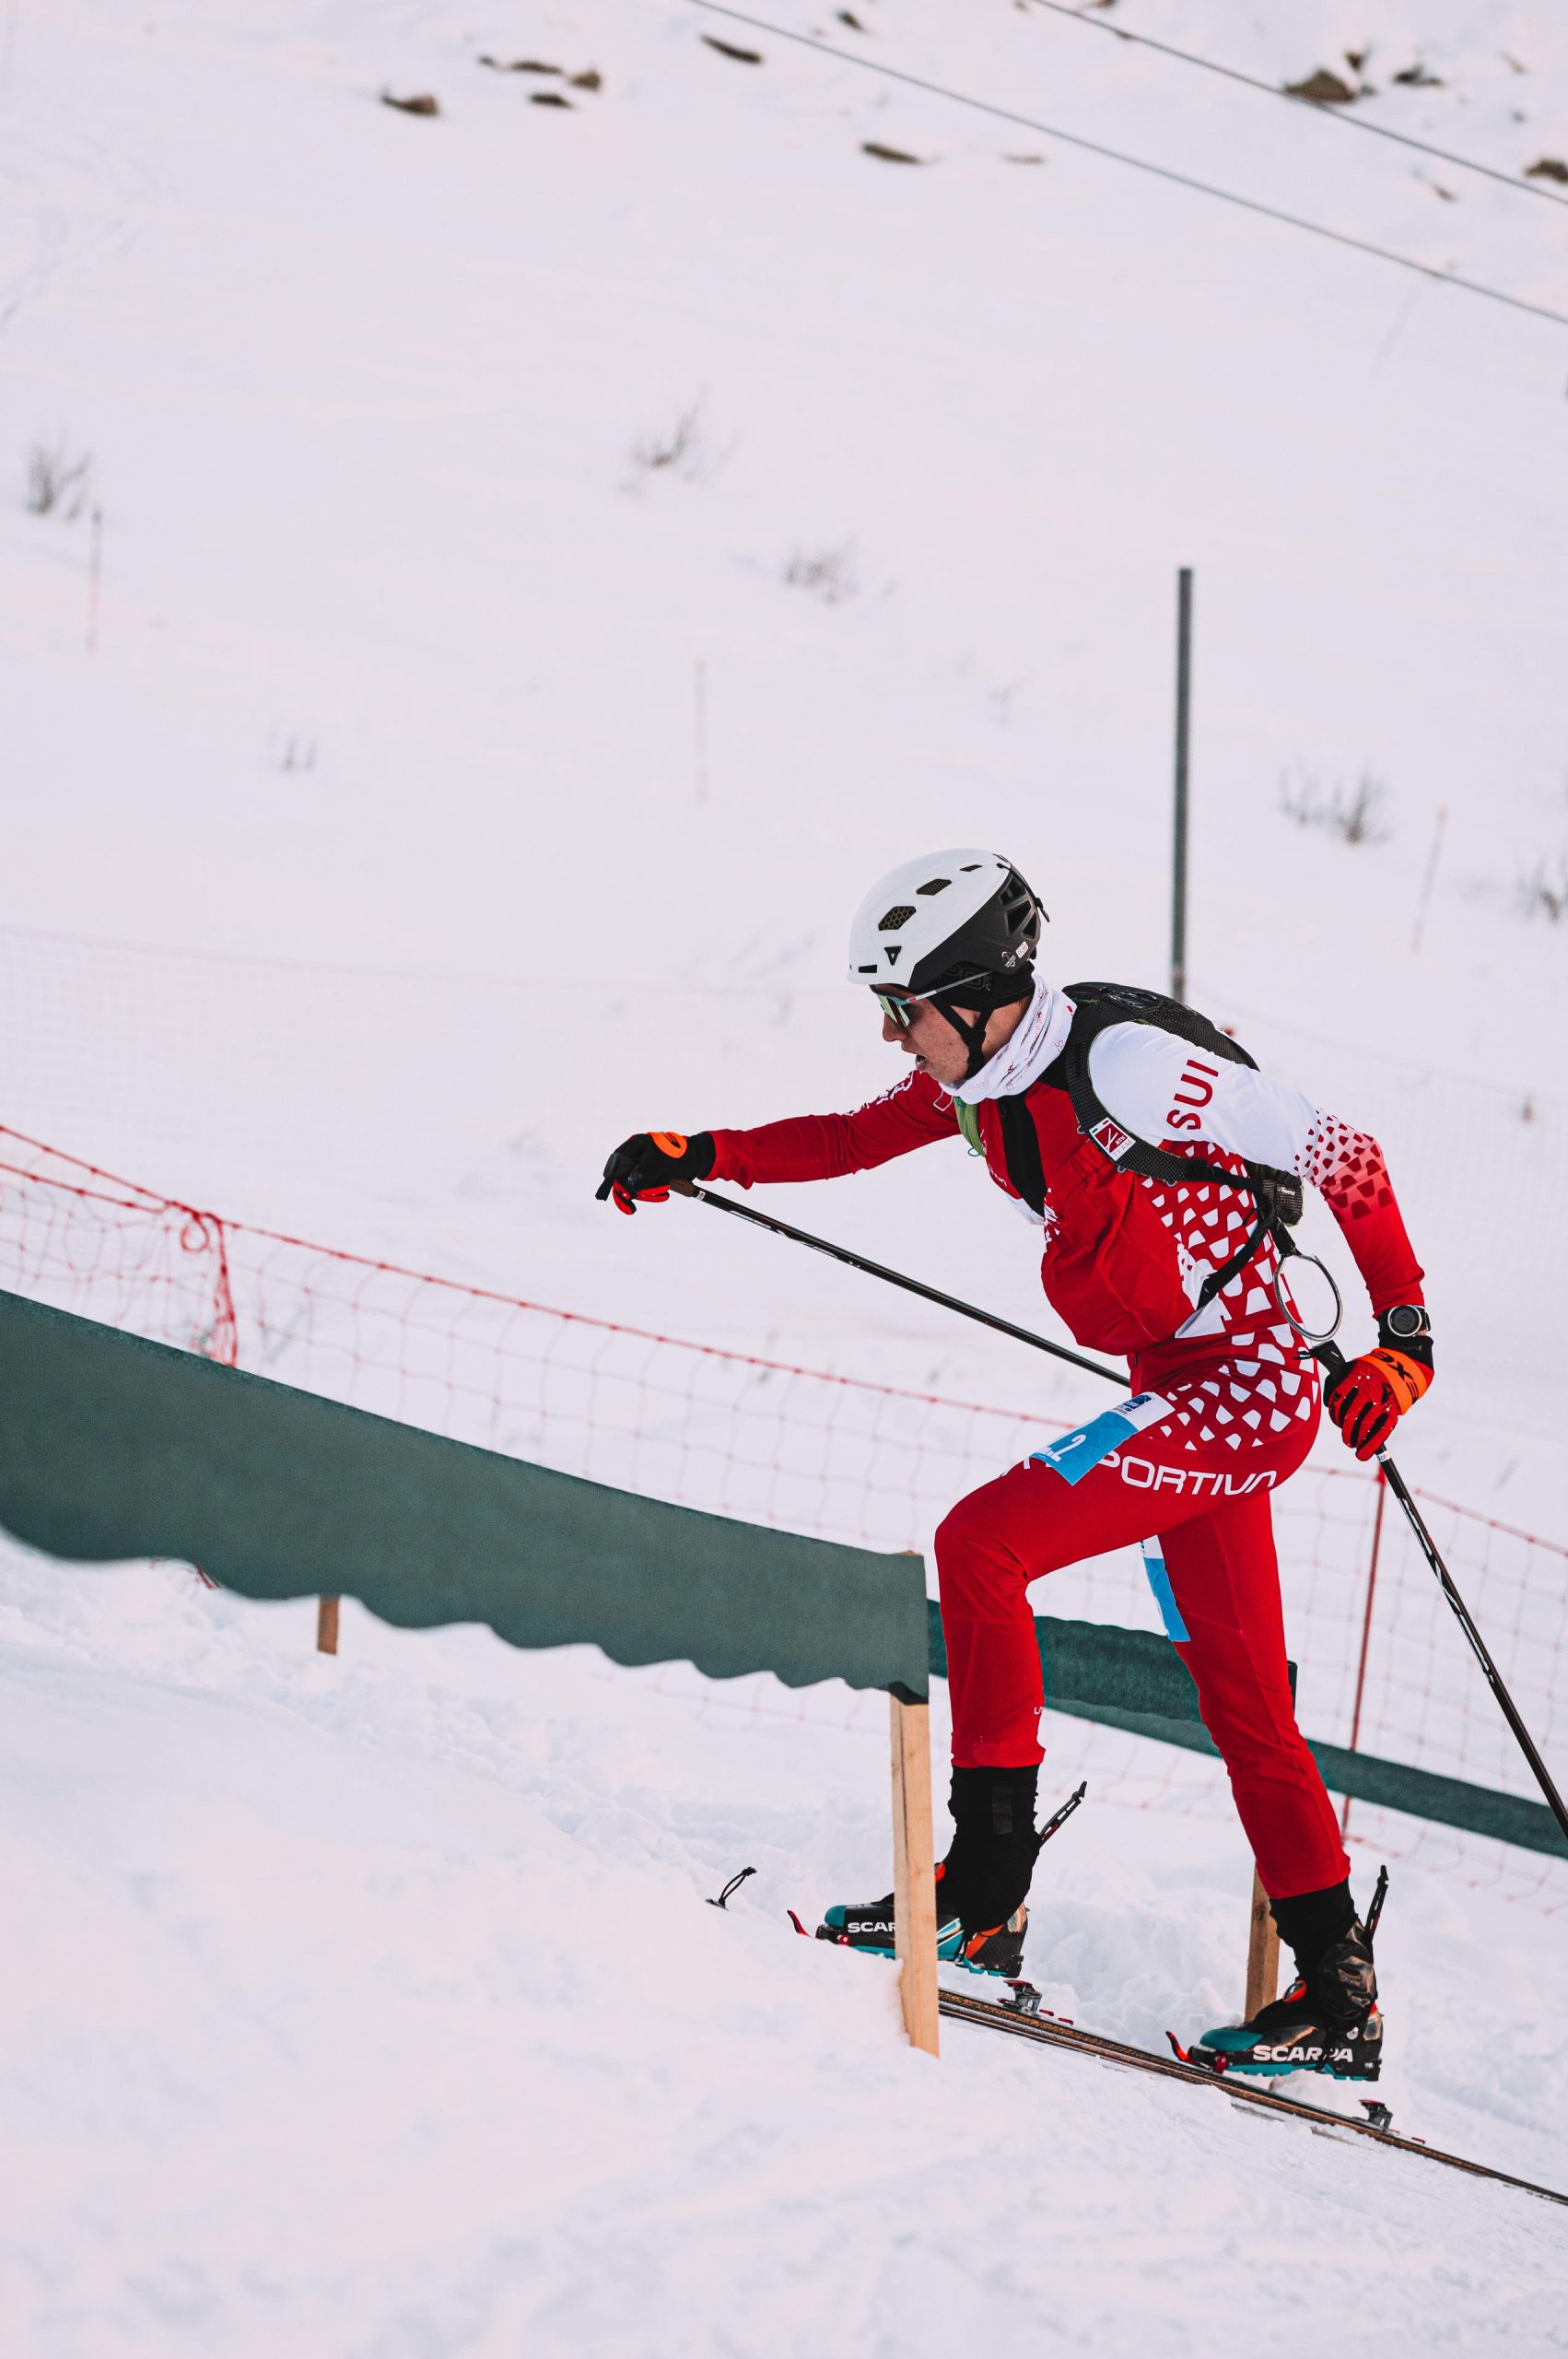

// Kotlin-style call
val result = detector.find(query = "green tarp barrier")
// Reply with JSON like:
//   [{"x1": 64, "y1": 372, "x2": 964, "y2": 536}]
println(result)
[
  {"x1": 0, "y1": 1290, "x2": 929, "y2": 1700},
  {"x1": 928, "y1": 1602, "x2": 1566, "y2": 1861},
  {"x1": 1, "y1": 1287, "x2": 1561, "y2": 1861}
]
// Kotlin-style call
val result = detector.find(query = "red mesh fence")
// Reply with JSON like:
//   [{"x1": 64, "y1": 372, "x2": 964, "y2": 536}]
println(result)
[{"x1": 1, "y1": 1123, "x2": 1563, "y2": 1909}]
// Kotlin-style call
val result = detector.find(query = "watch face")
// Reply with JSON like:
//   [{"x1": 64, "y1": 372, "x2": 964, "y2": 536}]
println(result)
[{"x1": 1387, "y1": 1305, "x2": 1423, "y2": 1338}]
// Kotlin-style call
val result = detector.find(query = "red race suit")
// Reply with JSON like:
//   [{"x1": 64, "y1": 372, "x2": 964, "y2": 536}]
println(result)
[{"x1": 708, "y1": 989, "x2": 1425, "y2": 1900}]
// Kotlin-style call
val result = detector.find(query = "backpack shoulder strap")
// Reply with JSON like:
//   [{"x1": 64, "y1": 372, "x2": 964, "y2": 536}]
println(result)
[
  {"x1": 1045, "y1": 982, "x2": 1255, "y2": 1191},
  {"x1": 1042, "y1": 982, "x2": 1302, "y2": 1311}
]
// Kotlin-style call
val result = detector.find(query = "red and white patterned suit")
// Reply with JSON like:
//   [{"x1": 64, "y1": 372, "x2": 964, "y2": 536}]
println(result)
[{"x1": 708, "y1": 989, "x2": 1425, "y2": 1899}]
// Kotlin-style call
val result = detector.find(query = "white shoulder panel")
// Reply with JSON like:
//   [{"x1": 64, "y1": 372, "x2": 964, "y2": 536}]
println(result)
[{"x1": 1087, "y1": 1023, "x2": 1318, "y2": 1174}]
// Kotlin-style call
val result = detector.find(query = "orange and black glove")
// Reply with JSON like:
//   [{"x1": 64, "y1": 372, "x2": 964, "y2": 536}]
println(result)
[
  {"x1": 1325, "y1": 1308, "x2": 1433, "y2": 1461},
  {"x1": 597, "y1": 1131, "x2": 716, "y2": 1215}
]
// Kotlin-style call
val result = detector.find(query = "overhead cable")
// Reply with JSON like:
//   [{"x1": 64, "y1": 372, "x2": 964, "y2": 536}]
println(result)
[
  {"x1": 1022, "y1": 0, "x2": 1568, "y2": 210},
  {"x1": 686, "y1": 0, "x2": 1568, "y2": 333}
]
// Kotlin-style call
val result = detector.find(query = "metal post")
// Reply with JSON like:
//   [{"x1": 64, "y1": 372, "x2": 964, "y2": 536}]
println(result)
[
  {"x1": 1171, "y1": 567, "x2": 1193, "y2": 1003},
  {"x1": 1410, "y1": 805, "x2": 1446, "y2": 955}
]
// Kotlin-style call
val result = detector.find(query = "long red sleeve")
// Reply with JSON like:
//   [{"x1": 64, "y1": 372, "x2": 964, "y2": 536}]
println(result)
[
  {"x1": 708, "y1": 1070, "x2": 958, "y2": 1187},
  {"x1": 1302, "y1": 1111, "x2": 1424, "y2": 1315}
]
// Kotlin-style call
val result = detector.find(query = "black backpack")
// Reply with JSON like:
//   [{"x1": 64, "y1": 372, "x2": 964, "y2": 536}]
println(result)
[{"x1": 967, "y1": 980, "x2": 1304, "y2": 1313}]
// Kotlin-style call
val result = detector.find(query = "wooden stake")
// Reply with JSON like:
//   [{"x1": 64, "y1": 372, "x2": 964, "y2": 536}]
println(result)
[
  {"x1": 890, "y1": 1693, "x2": 940, "y2": 2058},
  {"x1": 87, "y1": 506, "x2": 103, "y2": 653},
  {"x1": 316, "y1": 1594, "x2": 340, "y2": 1655},
  {"x1": 1244, "y1": 1865, "x2": 1281, "y2": 2022}
]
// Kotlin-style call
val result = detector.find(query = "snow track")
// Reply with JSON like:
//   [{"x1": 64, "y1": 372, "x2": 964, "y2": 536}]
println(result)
[{"x1": 3, "y1": 1555, "x2": 1564, "y2": 2355}]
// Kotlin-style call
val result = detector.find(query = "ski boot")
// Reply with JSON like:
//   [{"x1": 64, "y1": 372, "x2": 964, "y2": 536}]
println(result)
[
  {"x1": 816, "y1": 1879, "x2": 1031, "y2": 1976},
  {"x1": 1185, "y1": 1871, "x2": 1387, "y2": 2082},
  {"x1": 815, "y1": 1766, "x2": 1045, "y2": 1979}
]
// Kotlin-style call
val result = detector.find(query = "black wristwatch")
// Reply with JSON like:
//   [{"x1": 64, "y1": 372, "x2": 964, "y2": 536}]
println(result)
[{"x1": 1381, "y1": 1305, "x2": 1431, "y2": 1344}]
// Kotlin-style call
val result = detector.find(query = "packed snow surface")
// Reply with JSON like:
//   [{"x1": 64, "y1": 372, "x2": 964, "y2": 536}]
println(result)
[
  {"x1": 3, "y1": 0, "x2": 1568, "y2": 2349},
  {"x1": 3, "y1": 1555, "x2": 1566, "y2": 2358}
]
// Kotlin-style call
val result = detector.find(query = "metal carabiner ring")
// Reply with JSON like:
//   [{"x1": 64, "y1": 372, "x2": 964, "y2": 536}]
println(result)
[{"x1": 1271, "y1": 1251, "x2": 1344, "y2": 1349}]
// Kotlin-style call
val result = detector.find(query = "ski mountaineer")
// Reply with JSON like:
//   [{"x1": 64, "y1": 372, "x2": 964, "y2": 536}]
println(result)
[{"x1": 597, "y1": 852, "x2": 1434, "y2": 2081}]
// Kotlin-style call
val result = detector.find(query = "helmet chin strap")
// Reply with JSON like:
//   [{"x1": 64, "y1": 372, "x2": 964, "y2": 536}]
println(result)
[
  {"x1": 932, "y1": 1001, "x2": 993, "y2": 1080},
  {"x1": 929, "y1": 978, "x2": 1035, "y2": 1080}
]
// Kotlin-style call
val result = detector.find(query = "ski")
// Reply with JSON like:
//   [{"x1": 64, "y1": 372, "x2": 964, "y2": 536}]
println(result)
[{"x1": 938, "y1": 1981, "x2": 1568, "y2": 2210}]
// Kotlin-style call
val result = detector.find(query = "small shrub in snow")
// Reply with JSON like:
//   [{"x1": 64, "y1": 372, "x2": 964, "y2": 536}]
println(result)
[
  {"x1": 269, "y1": 730, "x2": 319, "y2": 775},
  {"x1": 1515, "y1": 853, "x2": 1568, "y2": 923},
  {"x1": 478, "y1": 57, "x2": 600, "y2": 88},
  {"x1": 628, "y1": 399, "x2": 716, "y2": 486},
  {"x1": 780, "y1": 542, "x2": 860, "y2": 606},
  {"x1": 1278, "y1": 769, "x2": 1392, "y2": 846},
  {"x1": 25, "y1": 438, "x2": 93, "y2": 519}
]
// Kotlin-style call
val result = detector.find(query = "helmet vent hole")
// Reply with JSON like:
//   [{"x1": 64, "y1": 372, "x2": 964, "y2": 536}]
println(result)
[
  {"x1": 878, "y1": 904, "x2": 916, "y2": 931},
  {"x1": 916, "y1": 877, "x2": 950, "y2": 896}
]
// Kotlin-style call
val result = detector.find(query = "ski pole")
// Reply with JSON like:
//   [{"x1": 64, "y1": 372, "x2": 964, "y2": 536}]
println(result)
[
  {"x1": 1314, "y1": 1340, "x2": 1568, "y2": 1848},
  {"x1": 676, "y1": 1180, "x2": 1127, "y2": 1388}
]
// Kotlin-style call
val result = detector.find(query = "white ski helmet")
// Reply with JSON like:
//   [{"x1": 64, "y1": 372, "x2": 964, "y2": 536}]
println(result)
[{"x1": 847, "y1": 850, "x2": 1045, "y2": 1002}]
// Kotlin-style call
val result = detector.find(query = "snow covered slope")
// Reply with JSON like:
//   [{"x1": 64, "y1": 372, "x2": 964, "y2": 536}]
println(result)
[{"x1": 3, "y1": 1554, "x2": 1566, "y2": 2358}]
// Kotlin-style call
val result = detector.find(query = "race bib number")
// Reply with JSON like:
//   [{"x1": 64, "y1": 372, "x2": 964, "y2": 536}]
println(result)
[{"x1": 1030, "y1": 1391, "x2": 1175, "y2": 1486}]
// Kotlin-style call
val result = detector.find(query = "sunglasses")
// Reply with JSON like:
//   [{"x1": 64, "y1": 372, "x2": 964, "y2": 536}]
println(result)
[{"x1": 874, "y1": 992, "x2": 916, "y2": 1030}]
